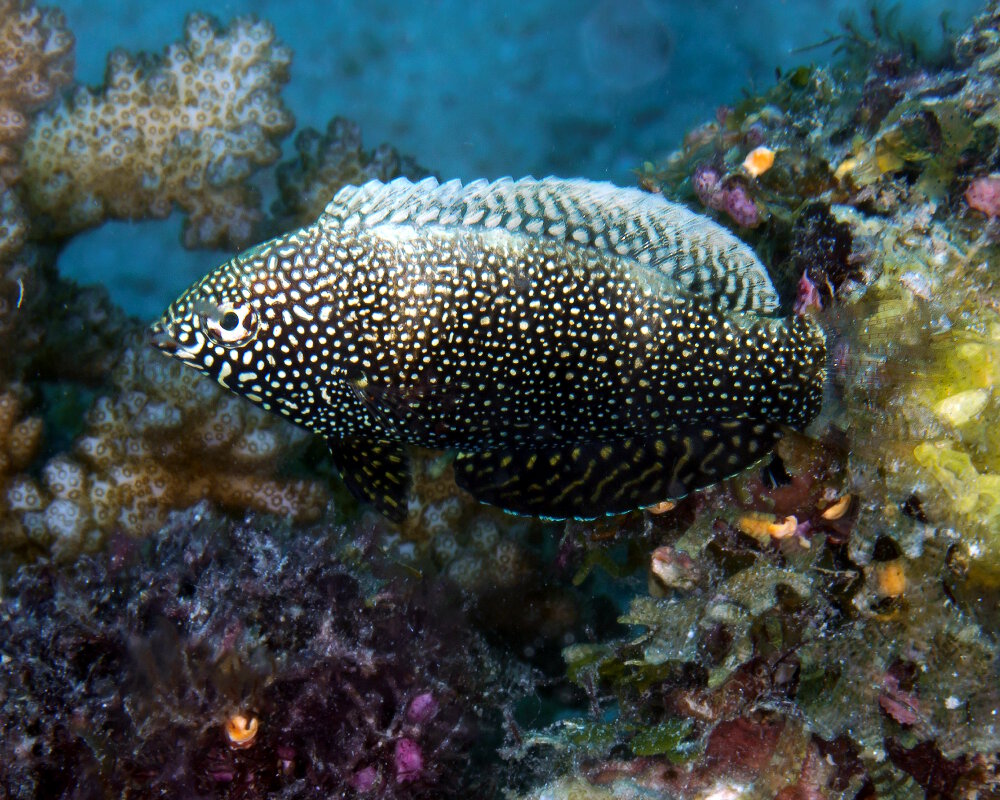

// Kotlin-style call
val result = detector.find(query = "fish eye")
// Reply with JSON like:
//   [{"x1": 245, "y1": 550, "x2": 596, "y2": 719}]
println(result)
[{"x1": 204, "y1": 301, "x2": 258, "y2": 347}]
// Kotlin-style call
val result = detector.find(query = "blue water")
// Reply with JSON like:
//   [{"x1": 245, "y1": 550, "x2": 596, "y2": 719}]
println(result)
[{"x1": 54, "y1": 0, "x2": 979, "y2": 315}]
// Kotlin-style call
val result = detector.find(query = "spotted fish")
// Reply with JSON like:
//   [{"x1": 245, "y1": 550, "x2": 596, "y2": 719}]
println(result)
[{"x1": 152, "y1": 177, "x2": 826, "y2": 521}]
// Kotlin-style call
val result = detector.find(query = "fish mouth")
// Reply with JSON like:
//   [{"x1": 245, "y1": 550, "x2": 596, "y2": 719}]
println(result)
[{"x1": 148, "y1": 319, "x2": 180, "y2": 356}]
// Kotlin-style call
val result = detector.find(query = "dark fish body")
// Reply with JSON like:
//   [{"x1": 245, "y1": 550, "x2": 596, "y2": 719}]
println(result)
[{"x1": 153, "y1": 177, "x2": 826, "y2": 520}]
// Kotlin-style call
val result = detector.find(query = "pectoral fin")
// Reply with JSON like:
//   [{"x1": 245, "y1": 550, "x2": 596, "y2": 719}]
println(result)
[
  {"x1": 454, "y1": 421, "x2": 781, "y2": 519},
  {"x1": 329, "y1": 437, "x2": 410, "y2": 521}
]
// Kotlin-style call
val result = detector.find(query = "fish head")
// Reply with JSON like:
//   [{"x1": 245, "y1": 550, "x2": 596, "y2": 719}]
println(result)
[{"x1": 151, "y1": 242, "x2": 271, "y2": 389}]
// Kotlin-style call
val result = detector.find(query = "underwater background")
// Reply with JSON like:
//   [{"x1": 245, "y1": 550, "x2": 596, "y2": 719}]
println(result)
[{"x1": 2, "y1": 0, "x2": 1000, "y2": 797}]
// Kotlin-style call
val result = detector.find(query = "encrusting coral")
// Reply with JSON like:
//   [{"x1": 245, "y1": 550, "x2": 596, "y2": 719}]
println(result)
[
  {"x1": 21, "y1": 12, "x2": 293, "y2": 249},
  {"x1": 637, "y1": 0, "x2": 1000, "y2": 584}
]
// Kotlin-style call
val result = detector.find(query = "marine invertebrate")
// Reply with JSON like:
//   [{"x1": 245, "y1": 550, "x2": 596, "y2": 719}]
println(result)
[
  {"x1": 542, "y1": 493, "x2": 999, "y2": 797},
  {"x1": 6, "y1": 345, "x2": 329, "y2": 558},
  {"x1": 0, "y1": 507, "x2": 516, "y2": 798},
  {"x1": 0, "y1": 239, "x2": 133, "y2": 394},
  {"x1": 153, "y1": 176, "x2": 825, "y2": 520},
  {"x1": 513, "y1": 6, "x2": 1000, "y2": 795},
  {"x1": 789, "y1": 203, "x2": 859, "y2": 304},
  {"x1": 741, "y1": 146, "x2": 775, "y2": 178},
  {"x1": 22, "y1": 12, "x2": 293, "y2": 249},
  {"x1": 224, "y1": 714, "x2": 259, "y2": 749},
  {"x1": 381, "y1": 448, "x2": 540, "y2": 593},
  {"x1": 0, "y1": 180, "x2": 27, "y2": 261},
  {"x1": 0, "y1": 385, "x2": 44, "y2": 548},
  {"x1": 829, "y1": 205, "x2": 1000, "y2": 577},
  {"x1": 692, "y1": 163, "x2": 763, "y2": 228},
  {"x1": 0, "y1": 0, "x2": 73, "y2": 179},
  {"x1": 0, "y1": 0, "x2": 73, "y2": 260},
  {"x1": 272, "y1": 115, "x2": 426, "y2": 229}
]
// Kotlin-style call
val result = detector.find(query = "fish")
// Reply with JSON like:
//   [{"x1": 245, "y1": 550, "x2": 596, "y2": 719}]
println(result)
[{"x1": 151, "y1": 176, "x2": 826, "y2": 521}]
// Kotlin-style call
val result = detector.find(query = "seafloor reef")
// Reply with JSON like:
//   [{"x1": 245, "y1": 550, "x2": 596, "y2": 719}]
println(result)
[
  {"x1": 0, "y1": 505, "x2": 521, "y2": 798},
  {"x1": 1, "y1": 1, "x2": 999, "y2": 798},
  {"x1": 515, "y1": 4, "x2": 1000, "y2": 798}
]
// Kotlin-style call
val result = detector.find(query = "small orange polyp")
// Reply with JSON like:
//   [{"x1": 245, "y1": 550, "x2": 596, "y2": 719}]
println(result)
[
  {"x1": 646, "y1": 500, "x2": 676, "y2": 515},
  {"x1": 875, "y1": 561, "x2": 906, "y2": 598},
  {"x1": 820, "y1": 494, "x2": 852, "y2": 520},
  {"x1": 225, "y1": 714, "x2": 260, "y2": 749},
  {"x1": 737, "y1": 513, "x2": 797, "y2": 542},
  {"x1": 742, "y1": 146, "x2": 775, "y2": 178}
]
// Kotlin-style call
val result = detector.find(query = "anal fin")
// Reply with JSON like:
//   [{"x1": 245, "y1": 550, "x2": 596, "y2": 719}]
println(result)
[
  {"x1": 454, "y1": 421, "x2": 781, "y2": 519},
  {"x1": 329, "y1": 437, "x2": 410, "y2": 521}
]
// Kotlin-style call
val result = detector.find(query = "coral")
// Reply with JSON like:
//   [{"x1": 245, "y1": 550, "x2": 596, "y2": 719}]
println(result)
[
  {"x1": 830, "y1": 206, "x2": 1000, "y2": 580},
  {"x1": 21, "y1": 13, "x2": 293, "y2": 249},
  {"x1": 0, "y1": 243, "x2": 133, "y2": 386},
  {"x1": 272, "y1": 116, "x2": 427, "y2": 230},
  {"x1": 638, "y1": 1, "x2": 1000, "y2": 580},
  {"x1": 0, "y1": 178, "x2": 28, "y2": 261},
  {"x1": 524, "y1": 486, "x2": 998, "y2": 796},
  {"x1": 0, "y1": 0, "x2": 73, "y2": 182},
  {"x1": 0, "y1": 507, "x2": 517, "y2": 798},
  {"x1": 0, "y1": 385, "x2": 44, "y2": 546},
  {"x1": 387, "y1": 449, "x2": 540, "y2": 593},
  {"x1": 5, "y1": 1, "x2": 1000, "y2": 797},
  {"x1": 0, "y1": 0, "x2": 74, "y2": 260},
  {"x1": 368, "y1": 449, "x2": 588, "y2": 663},
  {"x1": 4, "y1": 345, "x2": 330, "y2": 559}
]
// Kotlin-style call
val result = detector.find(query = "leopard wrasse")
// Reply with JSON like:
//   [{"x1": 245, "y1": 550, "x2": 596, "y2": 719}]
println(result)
[{"x1": 152, "y1": 176, "x2": 826, "y2": 521}]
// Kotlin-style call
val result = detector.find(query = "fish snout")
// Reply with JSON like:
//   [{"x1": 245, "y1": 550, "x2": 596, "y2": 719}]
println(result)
[{"x1": 148, "y1": 318, "x2": 179, "y2": 355}]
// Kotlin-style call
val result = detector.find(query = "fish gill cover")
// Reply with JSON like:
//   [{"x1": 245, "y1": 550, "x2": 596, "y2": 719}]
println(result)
[{"x1": 0, "y1": 1, "x2": 998, "y2": 799}]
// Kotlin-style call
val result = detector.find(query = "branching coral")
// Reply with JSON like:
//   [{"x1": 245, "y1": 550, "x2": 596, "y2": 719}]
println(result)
[
  {"x1": 21, "y1": 12, "x2": 293, "y2": 249},
  {"x1": 0, "y1": 10, "x2": 319, "y2": 561},
  {"x1": 389, "y1": 449, "x2": 539, "y2": 593},
  {"x1": 0, "y1": 0, "x2": 74, "y2": 260},
  {"x1": 0, "y1": 180, "x2": 27, "y2": 261},
  {"x1": 4, "y1": 345, "x2": 330, "y2": 559},
  {"x1": 0, "y1": 385, "x2": 43, "y2": 547},
  {"x1": 272, "y1": 115, "x2": 427, "y2": 230},
  {"x1": 0, "y1": 507, "x2": 517, "y2": 799},
  {"x1": 0, "y1": 0, "x2": 73, "y2": 181},
  {"x1": 3, "y1": 0, "x2": 998, "y2": 796}
]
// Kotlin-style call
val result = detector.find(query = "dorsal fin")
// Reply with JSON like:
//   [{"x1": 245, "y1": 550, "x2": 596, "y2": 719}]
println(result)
[{"x1": 320, "y1": 176, "x2": 779, "y2": 314}]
